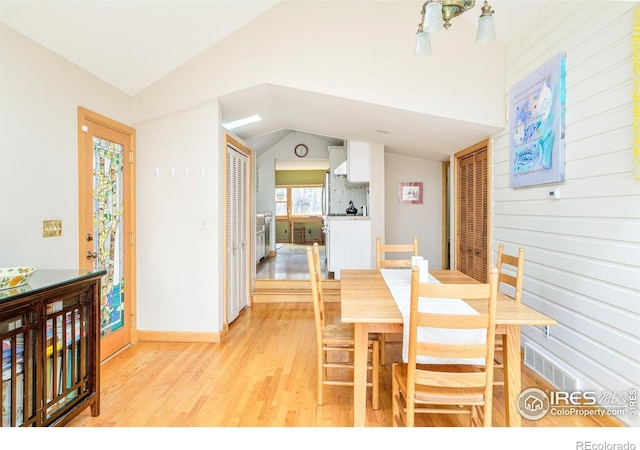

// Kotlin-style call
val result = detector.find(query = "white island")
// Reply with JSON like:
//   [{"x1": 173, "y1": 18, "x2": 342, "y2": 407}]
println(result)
[{"x1": 326, "y1": 216, "x2": 371, "y2": 279}]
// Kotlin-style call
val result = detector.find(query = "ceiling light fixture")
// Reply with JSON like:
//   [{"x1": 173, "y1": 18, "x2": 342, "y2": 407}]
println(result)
[
  {"x1": 414, "y1": 0, "x2": 495, "y2": 57},
  {"x1": 222, "y1": 114, "x2": 262, "y2": 130}
]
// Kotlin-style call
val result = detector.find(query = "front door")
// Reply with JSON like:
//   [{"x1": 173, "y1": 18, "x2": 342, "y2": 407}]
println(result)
[{"x1": 78, "y1": 107, "x2": 136, "y2": 361}]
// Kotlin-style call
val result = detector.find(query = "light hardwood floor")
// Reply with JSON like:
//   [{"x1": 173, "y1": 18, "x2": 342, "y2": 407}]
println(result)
[
  {"x1": 68, "y1": 301, "x2": 622, "y2": 428},
  {"x1": 256, "y1": 243, "x2": 328, "y2": 280}
]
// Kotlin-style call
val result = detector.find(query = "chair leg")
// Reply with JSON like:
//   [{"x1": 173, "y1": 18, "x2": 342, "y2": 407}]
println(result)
[
  {"x1": 493, "y1": 334, "x2": 507, "y2": 386},
  {"x1": 391, "y1": 363, "x2": 399, "y2": 427},
  {"x1": 482, "y1": 399, "x2": 492, "y2": 427},
  {"x1": 380, "y1": 334, "x2": 386, "y2": 366},
  {"x1": 317, "y1": 349, "x2": 324, "y2": 406},
  {"x1": 372, "y1": 339, "x2": 379, "y2": 410}
]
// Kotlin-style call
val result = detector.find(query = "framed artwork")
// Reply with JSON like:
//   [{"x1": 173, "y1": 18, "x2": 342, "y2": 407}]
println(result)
[
  {"x1": 509, "y1": 52, "x2": 567, "y2": 188},
  {"x1": 398, "y1": 182, "x2": 423, "y2": 204}
]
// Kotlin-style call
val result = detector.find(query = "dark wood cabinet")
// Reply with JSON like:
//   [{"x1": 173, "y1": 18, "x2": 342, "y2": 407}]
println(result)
[{"x1": 1, "y1": 270, "x2": 104, "y2": 426}]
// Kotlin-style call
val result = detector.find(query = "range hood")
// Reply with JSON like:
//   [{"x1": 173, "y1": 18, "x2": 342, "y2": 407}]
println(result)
[{"x1": 334, "y1": 160, "x2": 347, "y2": 176}]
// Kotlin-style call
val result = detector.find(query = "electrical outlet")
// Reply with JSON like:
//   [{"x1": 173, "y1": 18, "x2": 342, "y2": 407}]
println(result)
[{"x1": 544, "y1": 325, "x2": 550, "y2": 339}]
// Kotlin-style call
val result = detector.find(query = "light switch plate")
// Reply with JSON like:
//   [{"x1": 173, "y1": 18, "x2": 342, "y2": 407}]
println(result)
[{"x1": 43, "y1": 220, "x2": 62, "y2": 237}]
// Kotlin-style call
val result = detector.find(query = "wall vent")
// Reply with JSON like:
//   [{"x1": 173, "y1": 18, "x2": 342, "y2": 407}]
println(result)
[{"x1": 524, "y1": 342, "x2": 580, "y2": 392}]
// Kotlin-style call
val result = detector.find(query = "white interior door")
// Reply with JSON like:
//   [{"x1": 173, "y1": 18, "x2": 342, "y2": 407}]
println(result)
[{"x1": 226, "y1": 144, "x2": 249, "y2": 324}]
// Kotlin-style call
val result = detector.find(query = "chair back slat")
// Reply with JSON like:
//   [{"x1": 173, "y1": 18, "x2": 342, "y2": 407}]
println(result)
[
  {"x1": 417, "y1": 313, "x2": 489, "y2": 329},
  {"x1": 417, "y1": 282, "x2": 491, "y2": 300},
  {"x1": 415, "y1": 342, "x2": 487, "y2": 360},
  {"x1": 415, "y1": 370, "x2": 487, "y2": 389}
]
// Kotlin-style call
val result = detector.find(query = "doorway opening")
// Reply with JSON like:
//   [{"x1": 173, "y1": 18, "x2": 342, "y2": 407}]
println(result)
[{"x1": 256, "y1": 158, "x2": 329, "y2": 280}]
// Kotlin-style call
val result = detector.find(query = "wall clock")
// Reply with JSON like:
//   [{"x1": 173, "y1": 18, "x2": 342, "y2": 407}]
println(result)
[{"x1": 294, "y1": 143, "x2": 308, "y2": 158}]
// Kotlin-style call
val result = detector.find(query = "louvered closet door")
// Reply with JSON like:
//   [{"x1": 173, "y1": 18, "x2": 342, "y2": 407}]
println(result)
[
  {"x1": 456, "y1": 146, "x2": 488, "y2": 283},
  {"x1": 226, "y1": 145, "x2": 249, "y2": 324}
]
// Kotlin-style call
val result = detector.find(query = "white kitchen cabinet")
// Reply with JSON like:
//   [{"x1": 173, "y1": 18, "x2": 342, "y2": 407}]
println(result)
[
  {"x1": 346, "y1": 140, "x2": 371, "y2": 183},
  {"x1": 327, "y1": 217, "x2": 371, "y2": 279}
]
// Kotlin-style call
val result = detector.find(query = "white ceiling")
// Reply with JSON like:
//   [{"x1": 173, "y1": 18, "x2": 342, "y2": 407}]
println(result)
[{"x1": 0, "y1": 0, "x2": 549, "y2": 161}]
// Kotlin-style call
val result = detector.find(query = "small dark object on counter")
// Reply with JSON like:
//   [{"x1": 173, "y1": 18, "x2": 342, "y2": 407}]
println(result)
[{"x1": 346, "y1": 201, "x2": 358, "y2": 215}]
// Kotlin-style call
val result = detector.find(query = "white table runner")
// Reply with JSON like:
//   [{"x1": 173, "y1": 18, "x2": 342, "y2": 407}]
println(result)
[{"x1": 380, "y1": 268, "x2": 485, "y2": 364}]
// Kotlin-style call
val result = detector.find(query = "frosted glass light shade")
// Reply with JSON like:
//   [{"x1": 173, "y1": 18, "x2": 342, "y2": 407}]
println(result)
[
  {"x1": 476, "y1": 15, "x2": 496, "y2": 43},
  {"x1": 424, "y1": 2, "x2": 444, "y2": 33},
  {"x1": 414, "y1": 31, "x2": 432, "y2": 56}
]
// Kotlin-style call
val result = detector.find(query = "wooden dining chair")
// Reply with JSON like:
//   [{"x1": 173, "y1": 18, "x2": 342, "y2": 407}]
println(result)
[
  {"x1": 306, "y1": 243, "x2": 380, "y2": 409},
  {"x1": 376, "y1": 236, "x2": 419, "y2": 269},
  {"x1": 391, "y1": 267, "x2": 498, "y2": 427},
  {"x1": 493, "y1": 244, "x2": 525, "y2": 386},
  {"x1": 375, "y1": 236, "x2": 419, "y2": 365}
]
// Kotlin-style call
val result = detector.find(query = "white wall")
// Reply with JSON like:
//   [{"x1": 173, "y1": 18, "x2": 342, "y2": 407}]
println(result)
[
  {"x1": 383, "y1": 153, "x2": 442, "y2": 268},
  {"x1": 135, "y1": 103, "x2": 222, "y2": 333},
  {"x1": 0, "y1": 23, "x2": 131, "y2": 269},
  {"x1": 495, "y1": 1, "x2": 639, "y2": 426},
  {"x1": 0, "y1": 22, "x2": 224, "y2": 335}
]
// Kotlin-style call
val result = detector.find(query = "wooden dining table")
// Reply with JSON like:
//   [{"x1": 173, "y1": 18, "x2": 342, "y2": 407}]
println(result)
[{"x1": 340, "y1": 268, "x2": 557, "y2": 427}]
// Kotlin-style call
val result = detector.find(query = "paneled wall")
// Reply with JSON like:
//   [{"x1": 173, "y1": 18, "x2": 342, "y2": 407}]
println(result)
[{"x1": 494, "y1": 1, "x2": 639, "y2": 426}]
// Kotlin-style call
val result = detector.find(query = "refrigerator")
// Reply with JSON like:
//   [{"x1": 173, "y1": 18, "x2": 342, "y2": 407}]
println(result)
[{"x1": 322, "y1": 170, "x2": 330, "y2": 221}]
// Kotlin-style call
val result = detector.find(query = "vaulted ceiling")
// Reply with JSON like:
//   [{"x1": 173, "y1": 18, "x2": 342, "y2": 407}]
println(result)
[{"x1": 0, "y1": 1, "x2": 549, "y2": 160}]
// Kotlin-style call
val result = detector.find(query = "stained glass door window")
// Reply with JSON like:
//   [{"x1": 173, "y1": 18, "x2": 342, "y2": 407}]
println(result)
[{"x1": 92, "y1": 137, "x2": 125, "y2": 337}]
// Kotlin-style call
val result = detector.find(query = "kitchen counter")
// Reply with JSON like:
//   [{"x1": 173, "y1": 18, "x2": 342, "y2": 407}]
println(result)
[
  {"x1": 326, "y1": 218, "x2": 371, "y2": 279},
  {"x1": 326, "y1": 215, "x2": 370, "y2": 220}
]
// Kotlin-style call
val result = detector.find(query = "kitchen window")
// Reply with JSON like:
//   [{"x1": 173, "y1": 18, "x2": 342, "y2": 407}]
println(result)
[{"x1": 275, "y1": 186, "x2": 322, "y2": 217}]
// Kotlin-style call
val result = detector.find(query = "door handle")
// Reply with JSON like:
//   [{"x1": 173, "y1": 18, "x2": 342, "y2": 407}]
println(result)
[{"x1": 86, "y1": 251, "x2": 97, "y2": 260}]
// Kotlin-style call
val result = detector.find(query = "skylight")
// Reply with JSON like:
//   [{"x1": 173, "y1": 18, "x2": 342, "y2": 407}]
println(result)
[{"x1": 222, "y1": 114, "x2": 262, "y2": 130}]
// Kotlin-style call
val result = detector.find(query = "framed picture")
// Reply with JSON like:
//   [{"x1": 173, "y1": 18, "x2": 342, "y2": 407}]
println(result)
[
  {"x1": 509, "y1": 52, "x2": 566, "y2": 187},
  {"x1": 398, "y1": 182, "x2": 423, "y2": 204}
]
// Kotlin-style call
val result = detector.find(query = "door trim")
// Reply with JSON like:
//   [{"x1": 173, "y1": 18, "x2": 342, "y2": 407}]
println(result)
[
  {"x1": 441, "y1": 160, "x2": 450, "y2": 269},
  {"x1": 77, "y1": 106, "x2": 138, "y2": 348}
]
